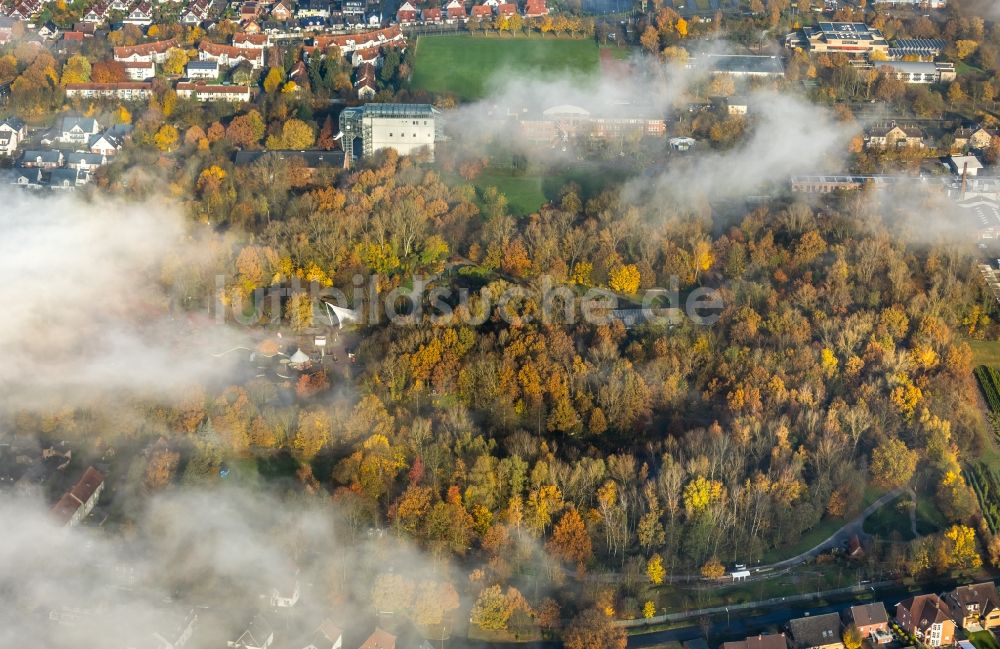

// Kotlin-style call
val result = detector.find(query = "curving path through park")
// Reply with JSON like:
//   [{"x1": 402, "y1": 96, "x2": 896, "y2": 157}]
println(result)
[{"x1": 583, "y1": 486, "x2": 917, "y2": 584}]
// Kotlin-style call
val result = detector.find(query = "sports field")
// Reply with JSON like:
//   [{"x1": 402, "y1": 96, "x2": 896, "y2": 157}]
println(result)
[{"x1": 410, "y1": 35, "x2": 600, "y2": 100}]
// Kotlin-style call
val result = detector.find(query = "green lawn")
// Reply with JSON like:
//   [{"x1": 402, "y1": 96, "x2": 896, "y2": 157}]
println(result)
[
  {"x1": 967, "y1": 338, "x2": 1000, "y2": 367},
  {"x1": 410, "y1": 35, "x2": 600, "y2": 100},
  {"x1": 967, "y1": 630, "x2": 1000, "y2": 649},
  {"x1": 447, "y1": 164, "x2": 628, "y2": 216}
]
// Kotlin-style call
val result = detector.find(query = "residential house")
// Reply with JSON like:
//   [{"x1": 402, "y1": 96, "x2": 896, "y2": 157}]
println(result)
[
  {"x1": 524, "y1": 0, "x2": 547, "y2": 16},
  {"x1": 228, "y1": 614, "x2": 274, "y2": 649},
  {"x1": 64, "y1": 82, "x2": 153, "y2": 100},
  {"x1": 725, "y1": 96, "x2": 748, "y2": 115},
  {"x1": 421, "y1": 6, "x2": 441, "y2": 21},
  {"x1": 351, "y1": 46, "x2": 380, "y2": 67},
  {"x1": 496, "y1": 3, "x2": 516, "y2": 16},
  {"x1": 341, "y1": 0, "x2": 365, "y2": 20},
  {"x1": 354, "y1": 62, "x2": 376, "y2": 99},
  {"x1": 110, "y1": 0, "x2": 130, "y2": 11},
  {"x1": 181, "y1": 1, "x2": 211, "y2": 24},
  {"x1": 7, "y1": 165, "x2": 43, "y2": 187},
  {"x1": 124, "y1": 1, "x2": 153, "y2": 25},
  {"x1": 88, "y1": 132, "x2": 121, "y2": 155},
  {"x1": 62, "y1": 30, "x2": 86, "y2": 44},
  {"x1": 788, "y1": 612, "x2": 843, "y2": 649},
  {"x1": 945, "y1": 582, "x2": 1000, "y2": 630},
  {"x1": 50, "y1": 465, "x2": 105, "y2": 526},
  {"x1": 270, "y1": 0, "x2": 292, "y2": 20},
  {"x1": 0, "y1": 16, "x2": 17, "y2": 43},
  {"x1": 126, "y1": 608, "x2": 198, "y2": 649},
  {"x1": 185, "y1": 59, "x2": 219, "y2": 79},
  {"x1": 721, "y1": 633, "x2": 789, "y2": 649},
  {"x1": 82, "y1": 1, "x2": 110, "y2": 22},
  {"x1": 300, "y1": 619, "x2": 342, "y2": 649},
  {"x1": 122, "y1": 60, "x2": 155, "y2": 80},
  {"x1": 113, "y1": 38, "x2": 177, "y2": 63},
  {"x1": 56, "y1": 116, "x2": 101, "y2": 144},
  {"x1": 20, "y1": 149, "x2": 63, "y2": 168},
  {"x1": 296, "y1": 0, "x2": 330, "y2": 17},
  {"x1": 0, "y1": 131, "x2": 16, "y2": 156},
  {"x1": 310, "y1": 26, "x2": 405, "y2": 64},
  {"x1": 470, "y1": 4, "x2": 491, "y2": 18},
  {"x1": 240, "y1": 2, "x2": 261, "y2": 21},
  {"x1": 176, "y1": 82, "x2": 251, "y2": 102},
  {"x1": 7, "y1": 4, "x2": 33, "y2": 21},
  {"x1": 65, "y1": 151, "x2": 107, "y2": 171},
  {"x1": 37, "y1": 20, "x2": 60, "y2": 40},
  {"x1": 48, "y1": 167, "x2": 84, "y2": 189},
  {"x1": 444, "y1": 0, "x2": 466, "y2": 20},
  {"x1": 358, "y1": 628, "x2": 395, "y2": 649},
  {"x1": 233, "y1": 32, "x2": 268, "y2": 49},
  {"x1": 0, "y1": 117, "x2": 26, "y2": 156},
  {"x1": 844, "y1": 603, "x2": 890, "y2": 644},
  {"x1": 266, "y1": 573, "x2": 301, "y2": 608},
  {"x1": 396, "y1": 0, "x2": 417, "y2": 22},
  {"x1": 963, "y1": 126, "x2": 996, "y2": 150},
  {"x1": 198, "y1": 41, "x2": 265, "y2": 69},
  {"x1": 896, "y1": 595, "x2": 956, "y2": 648},
  {"x1": 865, "y1": 122, "x2": 924, "y2": 149}
]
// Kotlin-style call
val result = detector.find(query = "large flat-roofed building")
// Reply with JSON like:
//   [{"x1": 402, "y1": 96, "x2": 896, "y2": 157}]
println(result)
[
  {"x1": 697, "y1": 53, "x2": 785, "y2": 78},
  {"x1": 802, "y1": 22, "x2": 889, "y2": 57},
  {"x1": 518, "y1": 104, "x2": 666, "y2": 144},
  {"x1": 888, "y1": 38, "x2": 946, "y2": 59},
  {"x1": 339, "y1": 103, "x2": 438, "y2": 165},
  {"x1": 874, "y1": 61, "x2": 956, "y2": 84}
]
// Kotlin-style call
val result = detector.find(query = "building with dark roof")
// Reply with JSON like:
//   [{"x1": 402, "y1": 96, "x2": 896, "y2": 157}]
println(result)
[
  {"x1": 697, "y1": 53, "x2": 784, "y2": 78},
  {"x1": 722, "y1": 633, "x2": 789, "y2": 649},
  {"x1": 788, "y1": 612, "x2": 843, "y2": 649},
  {"x1": 233, "y1": 149, "x2": 345, "y2": 169},
  {"x1": 896, "y1": 594, "x2": 955, "y2": 647},
  {"x1": 844, "y1": 603, "x2": 890, "y2": 644},
  {"x1": 801, "y1": 22, "x2": 889, "y2": 57},
  {"x1": 945, "y1": 582, "x2": 1000, "y2": 630}
]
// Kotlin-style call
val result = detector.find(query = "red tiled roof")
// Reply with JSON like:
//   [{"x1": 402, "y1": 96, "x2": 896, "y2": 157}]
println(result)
[
  {"x1": 234, "y1": 32, "x2": 268, "y2": 45},
  {"x1": 199, "y1": 41, "x2": 262, "y2": 60},
  {"x1": 113, "y1": 37, "x2": 177, "y2": 58}
]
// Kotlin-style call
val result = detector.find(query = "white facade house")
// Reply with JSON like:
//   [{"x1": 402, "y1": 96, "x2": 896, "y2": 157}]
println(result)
[
  {"x1": 56, "y1": 116, "x2": 100, "y2": 144},
  {"x1": 0, "y1": 117, "x2": 26, "y2": 156},
  {"x1": 65, "y1": 82, "x2": 153, "y2": 101},
  {"x1": 176, "y1": 82, "x2": 251, "y2": 102},
  {"x1": 123, "y1": 60, "x2": 155, "y2": 81},
  {"x1": 88, "y1": 133, "x2": 121, "y2": 156},
  {"x1": 185, "y1": 60, "x2": 219, "y2": 79},
  {"x1": 228, "y1": 615, "x2": 273, "y2": 649}
]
